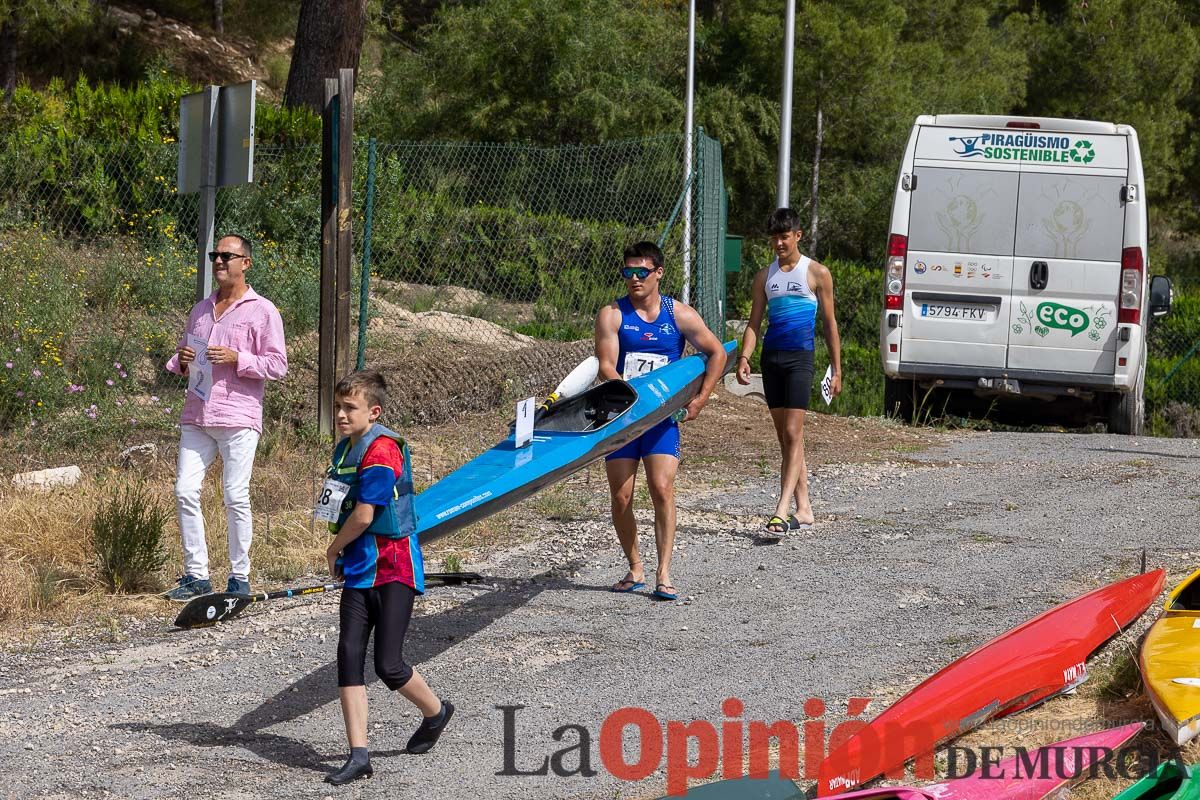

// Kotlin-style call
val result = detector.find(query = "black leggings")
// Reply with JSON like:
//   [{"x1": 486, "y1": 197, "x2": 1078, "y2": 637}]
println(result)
[{"x1": 337, "y1": 582, "x2": 416, "y2": 690}]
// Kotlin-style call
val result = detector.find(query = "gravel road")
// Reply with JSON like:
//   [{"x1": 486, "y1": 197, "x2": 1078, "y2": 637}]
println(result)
[{"x1": 1, "y1": 428, "x2": 1197, "y2": 800}]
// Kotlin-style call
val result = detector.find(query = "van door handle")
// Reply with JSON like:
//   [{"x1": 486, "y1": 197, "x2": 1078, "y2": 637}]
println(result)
[{"x1": 1030, "y1": 261, "x2": 1049, "y2": 290}]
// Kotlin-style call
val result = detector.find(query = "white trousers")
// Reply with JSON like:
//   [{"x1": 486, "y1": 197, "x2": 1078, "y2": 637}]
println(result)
[{"x1": 174, "y1": 424, "x2": 260, "y2": 581}]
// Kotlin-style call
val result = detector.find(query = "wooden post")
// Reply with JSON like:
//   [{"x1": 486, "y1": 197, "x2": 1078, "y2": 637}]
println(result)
[
  {"x1": 336, "y1": 68, "x2": 354, "y2": 380},
  {"x1": 318, "y1": 78, "x2": 339, "y2": 437}
]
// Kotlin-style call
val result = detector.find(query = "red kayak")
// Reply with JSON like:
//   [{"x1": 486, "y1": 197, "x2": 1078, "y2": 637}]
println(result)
[{"x1": 816, "y1": 570, "x2": 1164, "y2": 796}]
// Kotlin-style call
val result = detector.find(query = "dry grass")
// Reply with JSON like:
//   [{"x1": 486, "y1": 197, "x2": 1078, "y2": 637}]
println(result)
[
  {"x1": 0, "y1": 425, "x2": 330, "y2": 636},
  {"x1": 0, "y1": 396, "x2": 594, "y2": 639}
]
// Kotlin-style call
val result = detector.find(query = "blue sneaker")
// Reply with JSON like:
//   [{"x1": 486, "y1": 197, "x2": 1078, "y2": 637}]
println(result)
[
  {"x1": 225, "y1": 576, "x2": 251, "y2": 595},
  {"x1": 164, "y1": 575, "x2": 212, "y2": 602}
]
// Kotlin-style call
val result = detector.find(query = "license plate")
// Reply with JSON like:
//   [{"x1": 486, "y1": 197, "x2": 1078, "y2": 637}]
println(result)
[{"x1": 921, "y1": 304, "x2": 987, "y2": 320}]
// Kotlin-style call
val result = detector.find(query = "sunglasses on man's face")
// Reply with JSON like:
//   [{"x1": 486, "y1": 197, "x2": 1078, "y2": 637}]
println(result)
[
  {"x1": 620, "y1": 266, "x2": 657, "y2": 280},
  {"x1": 208, "y1": 251, "x2": 248, "y2": 264}
]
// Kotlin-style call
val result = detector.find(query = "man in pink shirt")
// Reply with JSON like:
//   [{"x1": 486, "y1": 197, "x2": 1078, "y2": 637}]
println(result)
[{"x1": 163, "y1": 234, "x2": 288, "y2": 600}]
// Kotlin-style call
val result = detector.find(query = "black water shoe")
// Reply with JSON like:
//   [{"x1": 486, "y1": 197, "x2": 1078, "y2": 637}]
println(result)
[
  {"x1": 406, "y1": 700, "x2": 455, "y2": 754},
  {"x1": 325, "y1": 750, "x2": 373, "y2": 785}
]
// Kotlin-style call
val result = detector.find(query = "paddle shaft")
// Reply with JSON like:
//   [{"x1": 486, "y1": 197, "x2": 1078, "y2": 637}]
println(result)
[
  {"x1": 253, "y1": 582, "x2": 343, "y2": 602},
  {"x1": 174, "y1": 573, "x2": 482, "y2": 628}
]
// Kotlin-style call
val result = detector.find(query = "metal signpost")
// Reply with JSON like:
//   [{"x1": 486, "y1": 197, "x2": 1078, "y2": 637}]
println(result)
[
  {"x1": 177, "y1": 81, "x2": 257, "y2": 300},
  {"x1": 682, "y1": 0, "x2": 696, "y2": 305},
  {"x1": 777, "y1": 0, "x2": 796, "y2": 208}
]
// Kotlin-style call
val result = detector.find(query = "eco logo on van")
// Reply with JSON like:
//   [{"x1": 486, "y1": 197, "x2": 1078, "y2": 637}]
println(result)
[
  {"x1": 1037, "y1": 302, "x2": 1089, "y2": 336},
  {"x1": 1012, "y1": 302, "x2": 1112, "y2": 340},
  {"x1": 949, "y1": 132, "x2": 1083, "y2": 164},
  {"x1": 1069, "y1": 141, "x2": 1096, "y2": 164}
]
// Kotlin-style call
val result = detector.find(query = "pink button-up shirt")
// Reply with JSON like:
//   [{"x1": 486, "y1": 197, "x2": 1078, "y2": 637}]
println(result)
[{"x1": 165, "y1": 287, "x2": 288, "y2": 433}]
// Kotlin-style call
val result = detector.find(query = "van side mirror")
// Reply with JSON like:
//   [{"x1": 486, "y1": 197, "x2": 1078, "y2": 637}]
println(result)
[{"x1": 1149, "y1": 275, "x2": 1173, "y2": 319}]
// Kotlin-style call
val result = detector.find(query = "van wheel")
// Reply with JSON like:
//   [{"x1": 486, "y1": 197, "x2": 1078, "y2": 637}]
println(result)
[
  {"x1": 1107, "y1": 360, "x2": 1145, "y2": 435},
  {"x1": 884, "y1": 377, "x2": 915, "y2": 424}
]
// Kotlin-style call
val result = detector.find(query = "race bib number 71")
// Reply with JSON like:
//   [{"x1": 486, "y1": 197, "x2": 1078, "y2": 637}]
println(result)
[{"x1": 622, "y1": 351, "x2": 669, "y2": 380}]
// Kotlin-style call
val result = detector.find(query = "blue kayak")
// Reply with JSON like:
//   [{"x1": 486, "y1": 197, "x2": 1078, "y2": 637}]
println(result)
[{"x1": 414, "y1": 340, "x2": 736, "y2": 543}]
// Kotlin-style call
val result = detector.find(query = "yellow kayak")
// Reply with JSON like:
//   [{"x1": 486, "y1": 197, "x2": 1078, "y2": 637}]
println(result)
[{"x1": 1140, "y1": 567, "x2": 1200, "y2": 745}]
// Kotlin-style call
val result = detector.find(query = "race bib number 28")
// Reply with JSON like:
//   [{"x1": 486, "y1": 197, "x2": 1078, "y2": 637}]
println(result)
[
  {"x1": 622, "y1": 351, "x2": 669, "y2": 380},
  {"x1": 314, "y1": 478, "x2": 350, "y2": 523}
]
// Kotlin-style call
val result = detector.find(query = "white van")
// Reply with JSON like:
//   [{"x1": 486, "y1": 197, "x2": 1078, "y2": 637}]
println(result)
[{"x1": 879, "y1": 114, "x2": 1173, "y2": 434}]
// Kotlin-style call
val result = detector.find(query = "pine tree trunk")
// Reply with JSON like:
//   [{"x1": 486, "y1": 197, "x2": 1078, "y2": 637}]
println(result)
[
  {"x1": 809, "y1": 84, "x2": 824, "y2": 254},
  {"x1": 0, "y1": 15, "x2": 16, "y2": 102},
  {"x1": 213, "y1": 0, "x2": 224, "y2": 35},
  {"x1": 283, "y1": 0, "x2": 368, "y2": 112}
]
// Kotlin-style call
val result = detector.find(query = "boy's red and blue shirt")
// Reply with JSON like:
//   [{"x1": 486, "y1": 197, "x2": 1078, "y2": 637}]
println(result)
[{"x1": 338, "y1": 436, "x2": 425, "y2": 592}]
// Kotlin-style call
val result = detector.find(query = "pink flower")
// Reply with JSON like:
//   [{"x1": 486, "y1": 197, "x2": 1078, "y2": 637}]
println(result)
[
  {"x1": 3, "y1": 362, "x2": 11, "y2": 369},
  {"x1": 86, "y1": 405, "x2": 98, "y2": 419},
  {"x1": 119, "y1": 371, "x2": 128, "y2": 378},
  {"x1": 113, "y1": 362, "x2": 122, "y2": 369},
  {"x1": 66, "y1": 383, "x2": 84, "y2": 394},
  {"x1": 105, "y1": 379, "x2": 114, "y2": 386},
  {"x1": 31, "y1": 369, "x2": 41, "y2": 378},
  {"x1": 14, "y1": 391, "x2": 23, "y2": 398},
  {"x1": 150, "y1": 395, "x2": 159, "y2": 402},
  {"x1": 165, "y1": 407, "x2": 172, "y2": 413},
  {"x1": 116, "y1": 398, "x2": 124, "y2": 406}
]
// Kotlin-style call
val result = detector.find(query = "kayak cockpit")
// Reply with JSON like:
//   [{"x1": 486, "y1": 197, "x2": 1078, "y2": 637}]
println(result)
[
  {"x1": 534, "y1": 380, "x2": 636, "y2": 433},
  {"x1": 1169, "y1": 571, "x2": 1200, "y2": 612}
]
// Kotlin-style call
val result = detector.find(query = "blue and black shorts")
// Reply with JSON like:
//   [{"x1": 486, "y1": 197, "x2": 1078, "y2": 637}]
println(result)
[{"x1": 762, "y1": 348, "x2": 815, "y2": 410}]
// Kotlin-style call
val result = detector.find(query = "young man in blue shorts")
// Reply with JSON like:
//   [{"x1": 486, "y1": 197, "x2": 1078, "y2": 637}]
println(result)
[
  {"x1": 736, "y1": 208, "x2": 842, "y2": 534},
  {"x1": 322, "y1": 370, "x2": 454, "y2": 785},
  {"x1": 594, "y1": 241, "x2": 726, "y2": 600}
]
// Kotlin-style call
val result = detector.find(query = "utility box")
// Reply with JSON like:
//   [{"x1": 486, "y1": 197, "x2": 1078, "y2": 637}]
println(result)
[{"x1": 723, "y1": 234, "x2": 743, "y2": 273}]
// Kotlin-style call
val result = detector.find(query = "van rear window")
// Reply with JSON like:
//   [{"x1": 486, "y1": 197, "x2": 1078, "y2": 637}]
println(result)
[
  {"x1": 908, "y1": 167, "x2": 1019, "y2": 256},
  {"x1": 1014, "y1": 173, "x2": 1126, "y2": 262}
]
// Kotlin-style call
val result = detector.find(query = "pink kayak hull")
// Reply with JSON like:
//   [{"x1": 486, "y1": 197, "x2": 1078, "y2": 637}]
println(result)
[
  {"x1": 817, "y1": 570, "x2": 1164, "y2": 796},
  {"x1": 821, "y1": 723, "x2": 1144, "y2": 800}
]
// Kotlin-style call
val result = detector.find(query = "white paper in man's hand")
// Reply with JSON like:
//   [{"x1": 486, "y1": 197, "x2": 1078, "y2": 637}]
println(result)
[
  {"x1": 187, "y1": 334, "x2": 213, "y2": 402},
  {"x1": 820, "y1": 365, "x2": 834, "y2": 406}
]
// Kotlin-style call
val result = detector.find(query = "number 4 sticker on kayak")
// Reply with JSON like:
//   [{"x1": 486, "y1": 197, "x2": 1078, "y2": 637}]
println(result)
[{"x1": 820, "y1": 365, "x2": 834, "y2": 406}]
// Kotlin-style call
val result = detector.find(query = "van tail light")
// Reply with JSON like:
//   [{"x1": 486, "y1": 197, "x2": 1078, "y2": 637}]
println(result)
[
  {"x1": 1006, "y1": 121, "x2": 1041, "y2": 129},
  {"x1": 1118, "y1": 246, "x2": 1143, "y2": 325},
  {"x1": 885, "y1": 233, "x2": 906, "y2": 310}
]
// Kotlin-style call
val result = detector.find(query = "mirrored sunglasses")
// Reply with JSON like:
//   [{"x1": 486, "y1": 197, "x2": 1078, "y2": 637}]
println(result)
[{"x1": 620, "y1": 266, "x2": 655, "y2": 280}]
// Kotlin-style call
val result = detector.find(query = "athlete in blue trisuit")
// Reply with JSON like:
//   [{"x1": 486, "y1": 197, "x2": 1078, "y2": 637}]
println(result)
[
  {"x1": 594, "y1": 241, "x2": 726, "y2": 601},
  {"x1": 736, "y1": 208, "x2": 842, "y2": 535}
]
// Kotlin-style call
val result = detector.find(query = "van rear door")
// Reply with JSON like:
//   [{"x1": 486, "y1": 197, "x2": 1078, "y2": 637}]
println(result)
[
  {"x1": 1007, "y1": 135, "x2": 1129, "y2": 373},
  {"x1": 901, "y1": 127, "x2": 1019, "y2": 369}
]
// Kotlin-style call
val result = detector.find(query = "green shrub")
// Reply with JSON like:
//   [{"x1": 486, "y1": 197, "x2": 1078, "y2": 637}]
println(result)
[{"x1": 92, "y1": 483, "x2": 170, "y2": 593}]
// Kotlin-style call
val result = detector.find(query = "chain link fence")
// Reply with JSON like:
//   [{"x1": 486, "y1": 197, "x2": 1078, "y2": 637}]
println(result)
[
  {"x1": 1147, "y1": 271, "x2": 1200, "y2": 437},
  {"x1": 5, "y1": 128, "x2": 1196, "y2": 448},
  {"x1": 0, "y1": 132, "x2": 727, "y2": 458}
]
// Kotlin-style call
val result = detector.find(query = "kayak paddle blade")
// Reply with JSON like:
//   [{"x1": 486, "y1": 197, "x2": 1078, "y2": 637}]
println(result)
[
  {"x1": 173, "y1": 591, "x2": 257, "y2": 629},
  {"x1": 553, "y1": 356, "x2": 598, "y2": 400}
]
